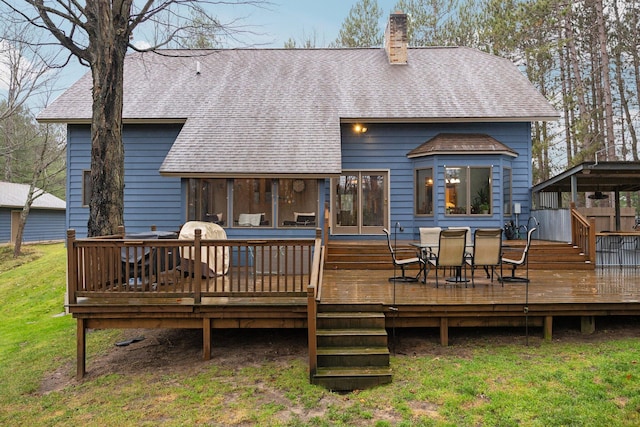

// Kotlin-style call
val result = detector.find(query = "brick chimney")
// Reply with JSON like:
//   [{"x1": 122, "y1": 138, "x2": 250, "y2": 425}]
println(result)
[{"x1": 384, "y1": 12, "x2": 408, "y2": 65}]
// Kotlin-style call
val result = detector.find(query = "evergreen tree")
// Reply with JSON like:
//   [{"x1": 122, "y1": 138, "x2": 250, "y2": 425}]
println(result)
[{"x1": 334, "y1": 0, "x2": 384, "y2": 47}]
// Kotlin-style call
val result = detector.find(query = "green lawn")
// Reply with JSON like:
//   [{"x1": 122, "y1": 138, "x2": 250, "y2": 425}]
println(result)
[{"x1": 1, "y1": 243, "x2": 639, "y2": 426}]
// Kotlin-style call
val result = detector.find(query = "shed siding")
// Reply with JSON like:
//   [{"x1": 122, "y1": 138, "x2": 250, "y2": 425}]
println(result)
[
  {"x1": 0, "y1": 208, "x2": 9, "y2": 242},
  {"x1": 21, "y1": 209, "x2": 66, "y2": 242},
  {"x1": 338, "y1": 122, "x2": 531, "y2": 240},
  {"x1": 0, "y1": 208, "x2": 66, "y2": 243},
  {"x1": 67, "y1": 124, "x2": 183, "y2": 237}
]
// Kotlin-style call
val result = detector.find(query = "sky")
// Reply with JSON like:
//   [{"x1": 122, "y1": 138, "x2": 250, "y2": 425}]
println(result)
[
  {"x1": 52, "y1": 0, "x2": 401, "y2": 93},
  {"x1": 235, "y1": 0, "x2": 401, "y2": 47}
]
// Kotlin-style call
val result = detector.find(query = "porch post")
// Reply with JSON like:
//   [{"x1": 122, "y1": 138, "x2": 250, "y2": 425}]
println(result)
[
  {"x1": 581, "y1": 316, "x2": 596, "y2": 334},
  {"x1": 66, "y1": 230, "x2": 77, "y2": 306},
  {"x1": 194, "y1": 229, "x2": 202, "y2": 304},
  {"x1": 440, "y1": 317, "x2": 449, "y2": 346},
  {"x1": 203, "y1": 317, "x2": 212, "y2": 360},
  {"x1": 543, "y1": 316, "x2": 553, "y2": 341},
  {"x1": 77, "y1": 318, "x2": 86, "y2": 379},
  {"x1": 614, "y1": 191, "x2": 621, "y2": 231}
]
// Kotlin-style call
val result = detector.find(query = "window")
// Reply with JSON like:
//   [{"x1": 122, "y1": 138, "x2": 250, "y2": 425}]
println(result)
[
  {"x1": 82, "y1": 170, "x2": 91, "y2": 207},
  {"x1": 233, "y1": 178, "x2": 272, "y2": 227},
  {"x1": 445, "y1": 166, "x2": 492, "y2": 215},
  {"x1": 416, "y1": 168, "x2": 434, "y2": 215},
  {"x1": 186, "y1": 179, "x2": 228, "y2": 225},
  {"x1": 187, "y1": 178, "x2": 319, "y2": 228},
  {"x1": 503, "y1": 167, "x2": 512, "y2": 215},
  {"x1": 278, "y1": 179, "x2": 318, "y2": 227}
]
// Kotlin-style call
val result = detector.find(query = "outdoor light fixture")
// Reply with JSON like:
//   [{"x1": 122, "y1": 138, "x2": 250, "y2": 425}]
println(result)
[
  {"x1": 588, "y1": 191, "x2": 609, "y2": 200},
  {"x1": 353, "y1": 124, "x2": 368, "y2": 134}
]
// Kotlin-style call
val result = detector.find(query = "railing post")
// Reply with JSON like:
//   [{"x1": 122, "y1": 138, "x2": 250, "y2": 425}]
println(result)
[
  {"x1": 194, "y1": 229, "x2": 202, "y2": 304},
  {"x1": 307, "y1": 284, "x2": 317, "y2": 380},
  {"x1": 323, "y1": 201, "x2": 329, "y2": 247},
  {"x1": 307, "y1": 236, "x2": 324, "y2": 381},
  {"x1": 570, "y1": 202, "x2": 577, "y2": 247},
  {"x1": 66, "y1": 229, "x2": 78, "y2": 306},
  {"x1": 588, "y1": 217, "x2": 596, "y2": 264}
]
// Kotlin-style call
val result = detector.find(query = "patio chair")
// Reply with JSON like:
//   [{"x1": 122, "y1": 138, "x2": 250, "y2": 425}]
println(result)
[
  {"x1": 419, "y1": 227, "x2": 441, "y2": 260},
  {"x1": 448, "y1": 226, "x2": 473, "y2": 259},
  {"x1": 466, "y1": 228, "x2": 503, "y2": 287},
  {"x1": 383, "y1": 228, "x2": 425, "y2": 282},
  {"x1": 501, "y1": 227, "x2": 536, "y2": 282},
  {"x1": 427, "y1": 228, "x2": 468, "y2": 288}
]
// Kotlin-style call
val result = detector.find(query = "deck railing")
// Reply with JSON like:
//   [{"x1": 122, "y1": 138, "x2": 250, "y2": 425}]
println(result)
[
  {"x1": 66, "y1": 228, "x2": 322, "y2": 305},
  {"x1": 570, "y1": 202, "x2": 596, "y2": 264},
  {"x1": 307, "y1": 235, "x2": 324, "y2": 380}
]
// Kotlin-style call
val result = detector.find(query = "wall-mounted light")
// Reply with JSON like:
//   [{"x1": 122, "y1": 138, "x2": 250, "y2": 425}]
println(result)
[{"x1": 353, "y1": 124, "x2": 368, "y2": 134}]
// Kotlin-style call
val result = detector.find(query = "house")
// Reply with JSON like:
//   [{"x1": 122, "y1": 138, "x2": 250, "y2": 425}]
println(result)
[
  {"x1": 42, "y1": 15, "x2": 628, "y2": 388},
  {"x1": 38, "y1": 13, "x2": 558, "y2": 243},
  {"x1": 0, "y1": 181, "x2": 66, "y2": 243}
]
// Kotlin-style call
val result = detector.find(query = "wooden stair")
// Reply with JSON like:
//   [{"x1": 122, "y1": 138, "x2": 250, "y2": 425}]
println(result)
[
  {"x1": 325, "y1": 240, "x2": 594, "y2": 271},
  {"x1": 312, "y1": 305, "x2": 392, "y2": 391}
]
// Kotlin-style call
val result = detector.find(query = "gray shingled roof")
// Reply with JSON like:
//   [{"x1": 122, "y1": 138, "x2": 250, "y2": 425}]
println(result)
[
  {"x1": 0, "y1": 182, "x2": 66, "y2": 210},
  {"x1": 38, "y1": 47, "x2": 558, "y2": 175}
]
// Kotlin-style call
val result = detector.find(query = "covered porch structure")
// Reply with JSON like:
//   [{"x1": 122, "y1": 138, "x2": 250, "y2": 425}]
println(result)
[{"x1": 532, "y1": 161, "x2": 640, "y2": 232}]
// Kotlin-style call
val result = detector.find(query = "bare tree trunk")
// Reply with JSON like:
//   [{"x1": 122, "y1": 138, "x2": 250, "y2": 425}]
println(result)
[
  {"x1": 85, "y1": 1, "x2": 131, "y2": 237},
  {"x1": 12, "y1": 123, "x2": 65, "y2": 258},
  {"x1": 12, "y1": 195, "x2": 32, "y2": 258},
  {"x1": 558, "y1": 34, "x2": 573, "y2": 164},
  {"x1": 612, "y1": 13, "x2": 638, "y2": 160},
  {"x1": 593, "y1": 0, "x2": 616, "y2": 160},
  {"x1": 563, "y1": 1, "x2": 592, "y2": 152},
  {"x1": 628, "y1": 0, "x2": 640, "y2": 160}
]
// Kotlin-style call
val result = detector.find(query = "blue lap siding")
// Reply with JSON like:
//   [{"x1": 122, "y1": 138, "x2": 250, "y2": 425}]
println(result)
[
  {"x1": 66, "y1": 124, "x2": 183, "y2": 238},
  {"x1": 337, "y1": 122, "x2": 531, "y2": 241}
]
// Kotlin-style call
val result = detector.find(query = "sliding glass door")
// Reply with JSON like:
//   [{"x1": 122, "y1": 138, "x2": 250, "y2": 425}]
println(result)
[{"x1": 333, "y1": 171, "x2": 388, "y2": 234}]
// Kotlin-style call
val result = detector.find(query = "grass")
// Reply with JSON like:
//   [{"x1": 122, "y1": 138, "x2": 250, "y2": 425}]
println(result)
[{"x1": 1, "y1": 243, "x2": 640, "y2": 426}]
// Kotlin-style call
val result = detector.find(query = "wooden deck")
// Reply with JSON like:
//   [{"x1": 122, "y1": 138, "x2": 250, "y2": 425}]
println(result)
[
  {"x1": 322, "y1": 267, "x2": 640, "y2": 306},
  {"x1": 66, "y1": 228, "x2": 640, "y2": 379},
  {"x1": 320, "y1": 268, "x2": 640, "y2": 336}
]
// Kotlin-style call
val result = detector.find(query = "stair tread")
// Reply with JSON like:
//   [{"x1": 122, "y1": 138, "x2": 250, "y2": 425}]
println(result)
[
  {"x1": 317, "y1": 346, "x2": 390, "y2": 355},
  {"x1": 314, "y1": 366, "x2": 392, "y2": 377},
  {"x1": 317, "y1": 312, "x2": 385, "y2": 318},
  {"x1": 317, "y1": 328, "x2": 388, "y2": 336},
  {"x1": 327, "y1": 240, "x2": 593, "y2": 270}
]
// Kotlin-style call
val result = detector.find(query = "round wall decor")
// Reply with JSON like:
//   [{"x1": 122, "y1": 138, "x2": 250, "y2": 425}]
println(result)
[{"x1": 293, "y1": 179, "x2": 305, "y2": 192}]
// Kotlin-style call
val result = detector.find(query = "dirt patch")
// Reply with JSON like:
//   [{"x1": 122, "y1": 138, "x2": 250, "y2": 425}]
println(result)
[{"x1": 40, "y1": 316, "x2": 640, "y2": 395}]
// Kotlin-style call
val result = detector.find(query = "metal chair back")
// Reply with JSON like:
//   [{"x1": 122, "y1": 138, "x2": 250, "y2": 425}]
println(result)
[{"x1": 437, "y1": 229, "x2": 467, "y2": 267}]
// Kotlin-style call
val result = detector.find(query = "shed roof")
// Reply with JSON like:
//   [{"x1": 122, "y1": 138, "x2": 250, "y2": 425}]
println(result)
[
  {"x1": 0, "y1": 182, "x2": 66, "y2": 210},
  {"x1": 39, "y1": 47, "x2": 558, "y2": 176},
  {"x1": 407, "y1": 133, "x2": 518, "y2": 158},
  {"x1": 531, "y1": 162, "x2": 640, "y2": 194}
]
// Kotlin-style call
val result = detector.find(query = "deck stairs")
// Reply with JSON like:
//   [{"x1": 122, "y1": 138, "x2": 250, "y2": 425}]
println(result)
[
  {"x1": 312, "y1": 304, "x2": 392, "y2": 391},
  {"x1": 325, "y1": 239, "x2": 594, "y2": 271}
]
